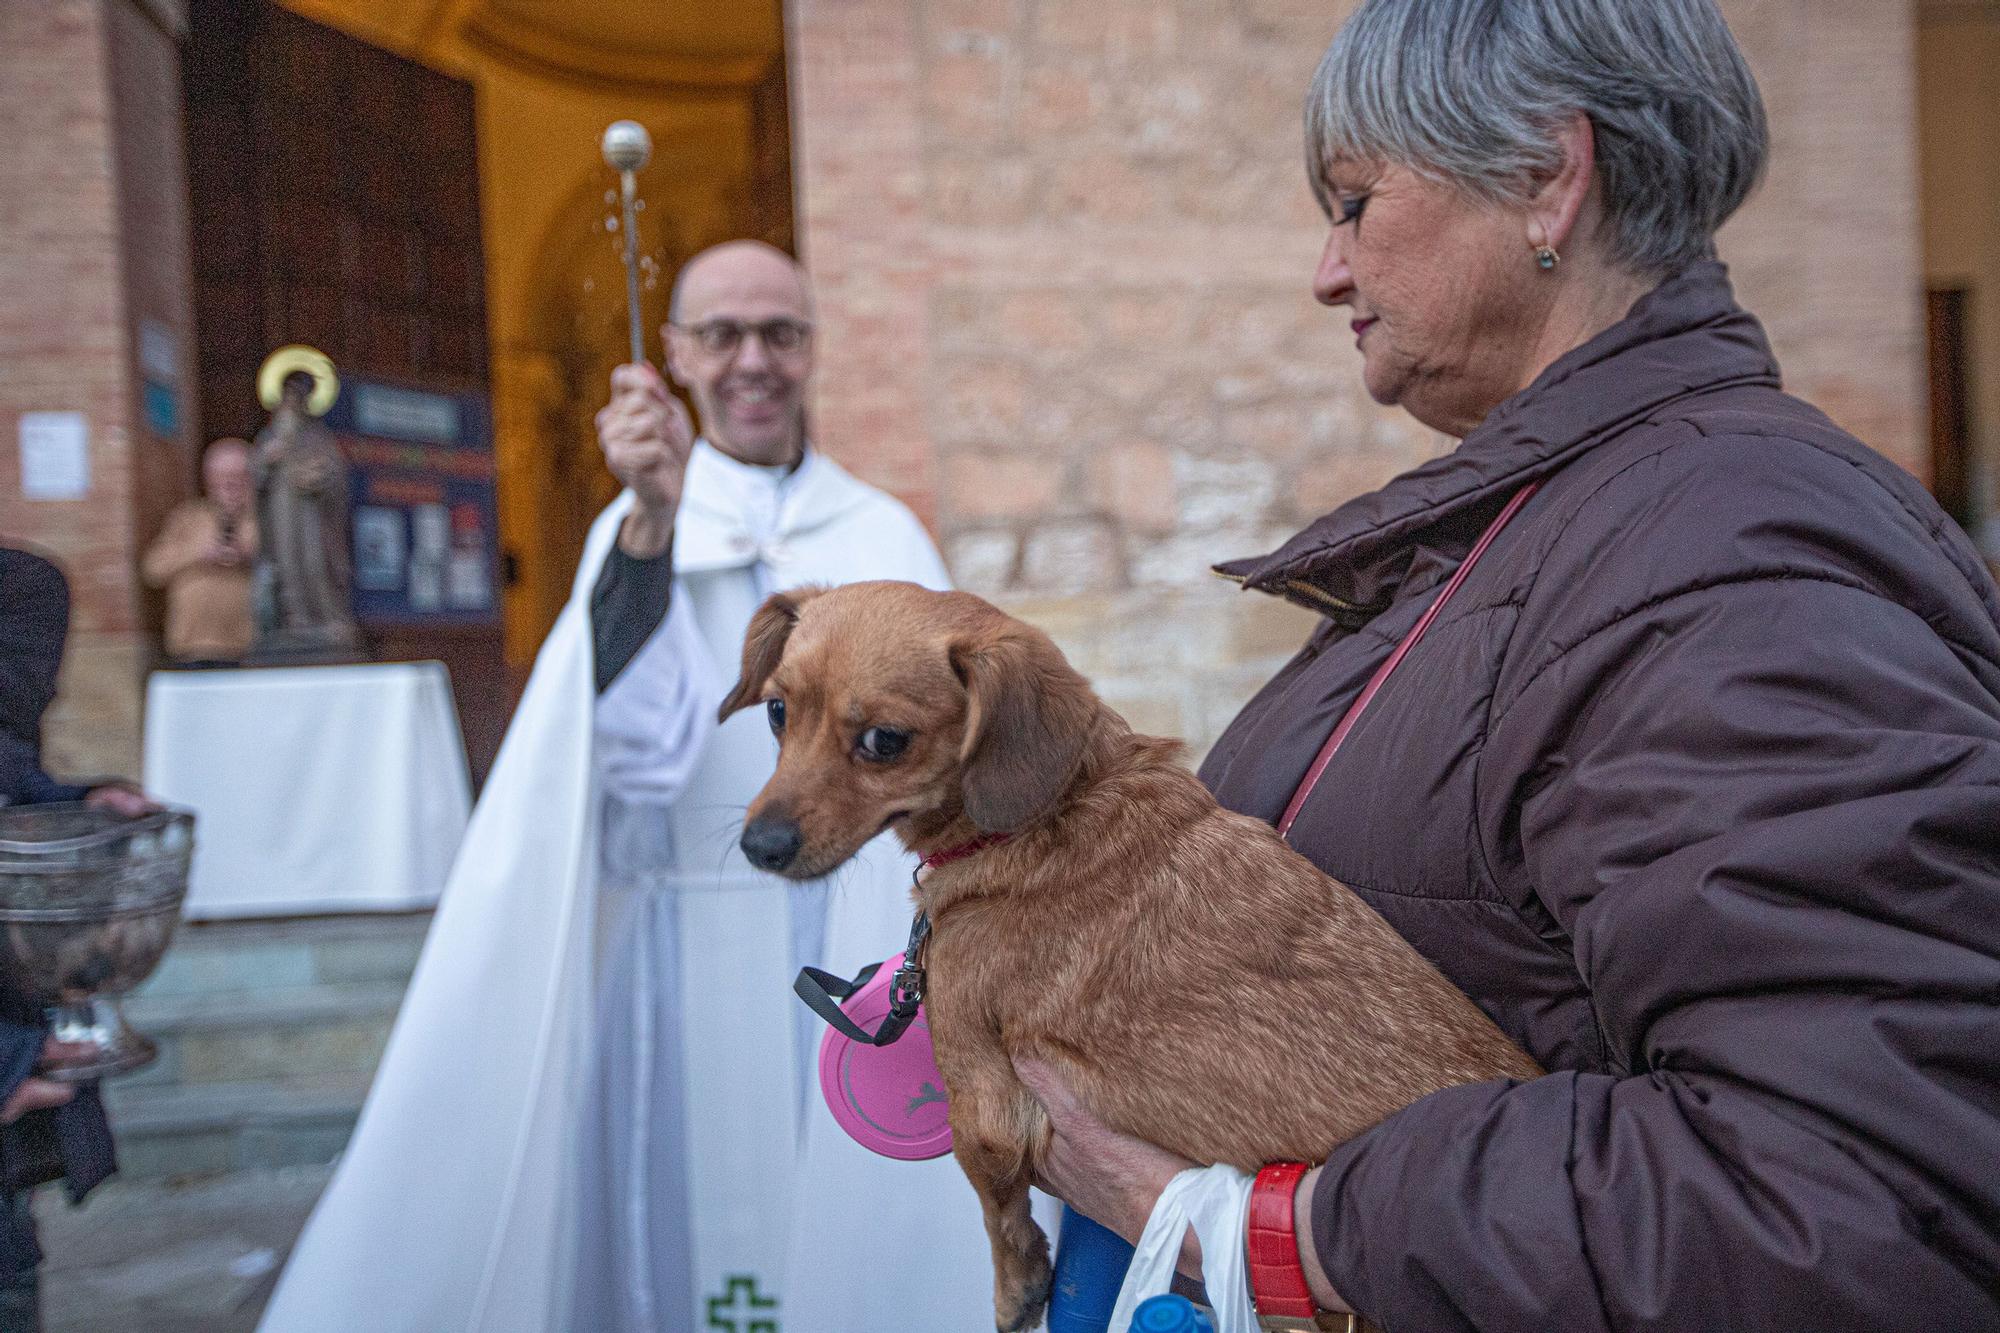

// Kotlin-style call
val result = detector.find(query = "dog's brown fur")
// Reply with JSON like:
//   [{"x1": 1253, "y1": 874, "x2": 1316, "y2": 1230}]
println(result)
[{"x1": 721, "y1": 581, "x2": 1541, "y2": 1331}]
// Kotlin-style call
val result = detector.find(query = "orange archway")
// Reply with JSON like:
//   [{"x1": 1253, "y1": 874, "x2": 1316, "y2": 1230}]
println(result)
[
  {"x1": 502, "y1": 134, "x2": 769, "y2": 657},
  {"x1": 274, "y1": 0, "x2": 795, "y2": 668}
]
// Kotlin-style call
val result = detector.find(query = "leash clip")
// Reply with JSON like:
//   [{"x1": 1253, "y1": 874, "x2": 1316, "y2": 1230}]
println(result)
[
  {"x1": 889, "y1": 959, "x2": 926, "y2": 1014},
  {"x1": 887, "y1": 911, "x2": 931, "y2": 1020},
  {"x1": 792, "y1": 911, "x2": 934, "y2": 1049}
]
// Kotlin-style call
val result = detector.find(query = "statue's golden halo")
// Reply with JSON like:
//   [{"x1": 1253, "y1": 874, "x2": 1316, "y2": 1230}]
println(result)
[{"x1": 257, "y1": 345, "x2": 340, "y2": 416}]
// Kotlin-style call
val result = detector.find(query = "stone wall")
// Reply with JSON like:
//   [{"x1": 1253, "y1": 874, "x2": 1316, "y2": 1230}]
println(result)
[
  {"x1": 790, "y1": 0, "x2": 1928, "y2": 757},
  {"x1": 0, "y1": 0, "x2": 196, "y2": 779}
]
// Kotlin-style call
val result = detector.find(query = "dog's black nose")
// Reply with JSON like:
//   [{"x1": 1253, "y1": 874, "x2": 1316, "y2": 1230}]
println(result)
[{"x1": 740, "y1": 817, "x2": 804, "y2": 872}]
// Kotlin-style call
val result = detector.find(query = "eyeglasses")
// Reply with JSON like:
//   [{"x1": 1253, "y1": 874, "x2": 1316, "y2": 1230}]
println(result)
[{"x1": 673, "y1": 318, "x2": 814, "y2": 359}]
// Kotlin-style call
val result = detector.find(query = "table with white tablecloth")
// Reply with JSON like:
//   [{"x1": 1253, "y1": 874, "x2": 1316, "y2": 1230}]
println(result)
[{"x1": 143, "y1": 662, "x2": 472, "y2": 918}]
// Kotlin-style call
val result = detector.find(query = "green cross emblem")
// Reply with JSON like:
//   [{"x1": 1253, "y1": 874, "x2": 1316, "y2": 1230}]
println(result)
[{"x1": 707, "y1": 1274, "x2": 778, "y2": 1333}]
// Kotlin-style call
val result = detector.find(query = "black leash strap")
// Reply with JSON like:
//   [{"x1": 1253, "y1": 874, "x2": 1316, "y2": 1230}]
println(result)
[{"x1": 792, "y1": 913, "x2": 933, "y2": 1048}]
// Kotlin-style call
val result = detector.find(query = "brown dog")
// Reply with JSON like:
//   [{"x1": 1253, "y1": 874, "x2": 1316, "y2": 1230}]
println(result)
[{"x1": 721, "y1": 580, "x2": 1539, "y2": 1331}]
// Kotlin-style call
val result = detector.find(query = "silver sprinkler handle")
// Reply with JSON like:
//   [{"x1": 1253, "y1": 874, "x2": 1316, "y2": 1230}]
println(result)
[
  {"x1": 601, "y1": 120, "x2": 653, "y2": 366},
  {"x1": 619, "y1": 169, "x2": 644, "y2": 364}
]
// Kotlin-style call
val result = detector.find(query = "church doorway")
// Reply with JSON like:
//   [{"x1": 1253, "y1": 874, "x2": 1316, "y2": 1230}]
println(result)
[{"x1": 182, "y1": 0, "x2": 795, "y2": 772}]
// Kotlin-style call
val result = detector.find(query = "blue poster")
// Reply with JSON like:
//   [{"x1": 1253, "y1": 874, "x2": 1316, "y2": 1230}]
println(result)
[{"x1": 321, "y1": 376, "x2": 501, "y2": 628}]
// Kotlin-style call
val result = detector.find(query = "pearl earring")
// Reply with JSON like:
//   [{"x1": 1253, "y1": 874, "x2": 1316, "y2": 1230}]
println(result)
[{"x1": 1535, "y1": 246, "x2": 1560, "y2": 271}]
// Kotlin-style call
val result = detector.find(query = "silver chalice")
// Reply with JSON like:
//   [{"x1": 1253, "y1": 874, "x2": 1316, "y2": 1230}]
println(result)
[{"x1": 0, "y1": 804, "x2": 193, "y2": 1082}]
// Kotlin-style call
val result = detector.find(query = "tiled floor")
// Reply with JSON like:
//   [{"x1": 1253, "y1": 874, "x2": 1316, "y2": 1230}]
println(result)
[{"x1": 35, "y1": 1165, "x2": 332, "y2": 1333}]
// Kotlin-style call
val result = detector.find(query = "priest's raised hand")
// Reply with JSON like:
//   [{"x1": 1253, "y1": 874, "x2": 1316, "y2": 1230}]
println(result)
[{"x1": 596, "y1": 361, "x2": 692, "y2": 559}]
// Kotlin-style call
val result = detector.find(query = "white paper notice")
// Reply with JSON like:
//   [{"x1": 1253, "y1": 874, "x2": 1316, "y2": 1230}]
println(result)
[{"x1": 18, "y1": 412, "x2": 90, "y2": 500}]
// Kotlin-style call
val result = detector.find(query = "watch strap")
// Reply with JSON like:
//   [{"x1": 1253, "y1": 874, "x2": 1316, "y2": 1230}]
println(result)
[{"x1": 1248, "y1": 1162, "x2": 1318, "y2": 1319}]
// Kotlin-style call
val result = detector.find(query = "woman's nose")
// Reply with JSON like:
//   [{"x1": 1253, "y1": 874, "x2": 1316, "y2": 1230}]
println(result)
[{"x1": 1313, "y1": 231, "x2": 1353, "y2": 307}]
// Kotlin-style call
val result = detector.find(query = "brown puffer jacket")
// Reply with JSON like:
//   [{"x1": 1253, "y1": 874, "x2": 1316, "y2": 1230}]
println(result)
[{"x1": 1201, "y1": 262, "x2": 2000, "y2": 1331}]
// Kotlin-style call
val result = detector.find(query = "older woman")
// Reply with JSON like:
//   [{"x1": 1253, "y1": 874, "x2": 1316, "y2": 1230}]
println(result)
[{"x1": 1023, "y1": 0, "x2": 2000, "y2": 1329}]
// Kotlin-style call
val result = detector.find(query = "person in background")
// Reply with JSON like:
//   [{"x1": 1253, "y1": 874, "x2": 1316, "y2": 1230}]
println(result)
[
  {"x1": 0, "y1": 547, "x2": 141, "y2": 1331},
  {"x1": 142, "y1": 437, "x2": 259, "y2": 667}
]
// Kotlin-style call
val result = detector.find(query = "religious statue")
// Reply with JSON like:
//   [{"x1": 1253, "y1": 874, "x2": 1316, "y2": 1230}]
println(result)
[{"x1": 250, "y1": 345, "x2": 362, "y2": 659}]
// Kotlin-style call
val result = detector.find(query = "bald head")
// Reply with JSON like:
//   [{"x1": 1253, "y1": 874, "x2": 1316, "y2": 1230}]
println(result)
[
  {"x1": 203, "y1": 437, "x2": 252, "y2": 516},
  {"x1": 663, "y1": 240, "x2": 817, "y2": 467},
  {"x1": 668, "y1": 240, "x2": 813, "y2": 326}
]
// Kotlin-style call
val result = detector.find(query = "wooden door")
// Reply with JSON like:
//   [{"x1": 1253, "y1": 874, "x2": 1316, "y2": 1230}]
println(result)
[
  {"x1": 1926, "y1": 287, "x2": 1974, "y2": 533},
  {"x1": 184, "y1": 0, "x2": 509, "y2": 780}
]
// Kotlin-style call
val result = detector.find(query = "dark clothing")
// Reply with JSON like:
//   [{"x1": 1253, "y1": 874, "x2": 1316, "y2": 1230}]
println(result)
[
  {"x1": 0, "y1": 555, "x2": 83, "y2": 808},
  {"x1": 0, "y1": 1016, "x2": 112, "y2": 1279},
  {"x1": 0, "y1": 737, "x2": 85, "y2": 810},
  {"x1": 1201, "y1": 262, "x2": 2000, "y2": 1331},
  {"x1": 590, "y1": 542, "x2": 674, "y2": 695},
  {"x1": 0, "y1": 554, "x2": 67, "y2": 756},
  {"x1": 0, "y1": 1242, "x2": 34, "y2": 1333},
  {"x1": 0, "y1": 550, "x2": 118, "y2": 1278}
]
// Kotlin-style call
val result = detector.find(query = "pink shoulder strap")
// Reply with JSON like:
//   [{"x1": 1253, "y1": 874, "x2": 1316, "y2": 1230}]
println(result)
[{"x1": 1277, "y1": 482, "x2": 1541, "y2": 841}]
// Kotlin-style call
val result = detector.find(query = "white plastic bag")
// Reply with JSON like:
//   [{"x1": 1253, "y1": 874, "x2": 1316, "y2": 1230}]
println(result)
[{"x1": 1108, "y1": 1164, "x2": 1260, "y2": 1333}]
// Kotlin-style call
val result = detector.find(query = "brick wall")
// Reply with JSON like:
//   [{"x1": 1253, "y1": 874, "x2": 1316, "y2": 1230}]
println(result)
[
  {"x1": 791, "y1": 0, "x2": 1927, "y2": 756},
  {"x1": 111, "y1": 0, "x2": 202, "y2": 754},
  {"x1": 0, "y1": 0, "x2": 194, "y2": 779},
  {"x1": 0, "y1": 0, "x2": 1932, "y2": 774},
  {"x1": 1720, "y1": 0, "x2": 1926, "y2": 479}
]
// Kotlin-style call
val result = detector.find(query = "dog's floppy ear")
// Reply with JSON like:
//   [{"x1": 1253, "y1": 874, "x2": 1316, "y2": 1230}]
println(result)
[
  {"x1": 951, "y1": 623, "x2": 1097, "y2": 834},
  {"x1": 718, "y1": 586, "x2": 826, "y2": 722}
]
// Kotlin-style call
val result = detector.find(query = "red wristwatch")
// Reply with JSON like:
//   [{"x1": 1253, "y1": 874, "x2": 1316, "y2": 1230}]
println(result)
[{"x1": 1248, "y1": 1161, "x2": 1319, "y2": 1322}]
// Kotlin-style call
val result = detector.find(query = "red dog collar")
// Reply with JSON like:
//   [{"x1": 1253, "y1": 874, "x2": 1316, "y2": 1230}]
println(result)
[{"x1": 919, "y1": 832, "x2": 1012, "y2": 871}]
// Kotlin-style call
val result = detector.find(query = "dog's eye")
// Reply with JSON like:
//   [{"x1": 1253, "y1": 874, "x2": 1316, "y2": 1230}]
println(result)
[
  {"x1": 765, "y1": 698, "x2": 786, "y2": 734},
  {"x1": 856, "y1": 726, "x2": 909, "y2": 762}
]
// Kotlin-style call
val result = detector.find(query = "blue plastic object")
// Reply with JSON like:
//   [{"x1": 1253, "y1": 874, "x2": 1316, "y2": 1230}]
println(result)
[
  {"x1": 1130, "y1": 1294, "x2": 1216, "y2": 1332},
  {"x1": 1046, "y1": 1205, "x2": 1136, "y2": 1333}
]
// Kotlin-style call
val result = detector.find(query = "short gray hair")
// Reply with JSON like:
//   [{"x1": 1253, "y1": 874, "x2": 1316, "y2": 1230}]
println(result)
[{"x1": 1305, "y1": 0, "x2": 1768, "y2": 278}]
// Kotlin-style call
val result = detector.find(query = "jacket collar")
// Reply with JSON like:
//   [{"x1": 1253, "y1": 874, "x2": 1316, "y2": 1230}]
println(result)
[
  {"x1": 674, "y1": 439, "x2": 875, "y2": 573},
  {"x1": 1216, "y1": 261, "x2": 1782, "y2": 616}
]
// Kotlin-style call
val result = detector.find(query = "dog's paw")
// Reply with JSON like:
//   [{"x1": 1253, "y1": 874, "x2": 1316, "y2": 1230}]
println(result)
[{"x1": 992, "y1": 1231, "x2": 1053, "y2": 1332}]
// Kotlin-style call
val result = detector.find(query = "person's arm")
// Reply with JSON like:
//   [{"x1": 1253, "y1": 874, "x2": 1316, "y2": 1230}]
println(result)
[
  {"x1": 0, "y1": 1025, "x2": 42, "y2": 1108},
  {"x1": 140, "y1": 506, "x2": 206, "y2": 588},
  {"x1": 0, "y1": 733, "x2": 88, "y2": 806},
  {"x1": 592, "y1": 564, "x2": 722, "y2": 805},
  {"x1": 590, "y1": 359, "x2": 691, "y2": 696},
  {"x1": 590, "y1": 542, "x2": 674, "y2": 695},
  {"x1": 0, "y1": 1026, "x2": 77, "y2": 1126},
  {"x1": 1304, "y1": 576, "x2": 2000, "y2": 1331},
  {"x1": 586, "y1": 359, "x2": 718, "y2": 803}
]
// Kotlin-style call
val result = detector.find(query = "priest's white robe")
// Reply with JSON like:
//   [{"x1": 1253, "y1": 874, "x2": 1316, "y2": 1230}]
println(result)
[{"x1": 259, "y1": 442, "x2": 1021, "y2": 1332}]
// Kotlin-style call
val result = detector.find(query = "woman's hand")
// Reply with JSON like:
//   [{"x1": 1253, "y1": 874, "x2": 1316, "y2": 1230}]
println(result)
[
  {"x1": 1017, "y1": 1056, "x2": 1357, "y2": 1317},
  {"x1": 37, "y1": 1038, "x2": 96, "y2": 1072},
  {"x1": 0, "y1": 1039, "x2": 88, "y2": 1127},
  {"x1": 1013, "y1": 1056, "x2": 1204, "y2": 1278},
  {"x1": 83, "y1": 784, "x2": 160, "y2": 818}
]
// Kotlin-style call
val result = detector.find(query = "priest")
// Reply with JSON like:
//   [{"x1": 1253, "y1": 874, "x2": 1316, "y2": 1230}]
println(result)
[{"x1": 260, "y1": 241, "x2": 1011, "y2": 1331}]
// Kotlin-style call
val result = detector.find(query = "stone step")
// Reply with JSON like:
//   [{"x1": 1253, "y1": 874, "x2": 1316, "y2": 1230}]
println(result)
[
  {"x1": 106, "y1": 1071, "x2": 376, "y2": 1181},
  {"x1": 118, "y1": 982, "x2": 406, "y2": 1089},
  {"x1": 93, "y1": 914, "x2": 431, "y2": 1180},
  {"x1": 137, "y1": 913, "x2": 431, "y2": 1000},
  {"x1": 127, "y1": 980, "x2": 409, "y2": 1034}
]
